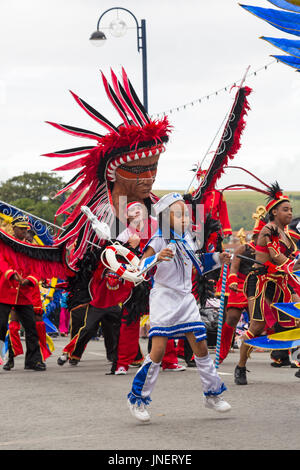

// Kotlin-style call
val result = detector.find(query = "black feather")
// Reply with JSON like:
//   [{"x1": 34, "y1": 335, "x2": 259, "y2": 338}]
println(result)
[{"x1": 266, "y1": 181, "x2": 283, "y2": 203}]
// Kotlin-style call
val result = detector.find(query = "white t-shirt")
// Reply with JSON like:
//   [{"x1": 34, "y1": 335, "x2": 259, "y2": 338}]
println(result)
[{"x1": 148, "y1": 232, "x2": 196, "y2": 294}]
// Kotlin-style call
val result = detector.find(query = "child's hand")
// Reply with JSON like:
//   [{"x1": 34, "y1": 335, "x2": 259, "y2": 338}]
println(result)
[
  {"x1": 128, "y1": 234, "x2": 141, "y2": 249},
  {"x1": 219, "y1": 252, "x2": 231, "y2": 265},
  {"x1": 158, "y1": 248, "x2": 175, "y2": 261}
]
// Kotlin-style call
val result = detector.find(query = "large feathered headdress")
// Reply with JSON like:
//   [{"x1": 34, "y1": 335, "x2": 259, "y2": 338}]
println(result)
[{"x1": 43, "y1": 68, "x2": 171, "y2": 267}]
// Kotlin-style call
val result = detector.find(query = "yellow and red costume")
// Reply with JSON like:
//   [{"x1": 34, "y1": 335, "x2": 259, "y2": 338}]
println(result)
[{"x1": 247, "y1": 235, "x2": 298, "y2": 330}]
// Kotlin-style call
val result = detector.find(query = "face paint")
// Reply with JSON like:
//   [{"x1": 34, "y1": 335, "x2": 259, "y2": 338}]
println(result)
[{"x1": 116, "y1": 162, "x2": 158, "y2": 181}]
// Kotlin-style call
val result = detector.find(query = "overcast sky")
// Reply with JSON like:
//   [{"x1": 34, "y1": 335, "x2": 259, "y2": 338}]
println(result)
[{"x1": 1, "y1": 0, "x2": 299, "y2": 193}]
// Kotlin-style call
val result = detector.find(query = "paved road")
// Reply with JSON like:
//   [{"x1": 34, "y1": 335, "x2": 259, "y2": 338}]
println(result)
[{"x1": 1, "y1": 336, "x2": 300, "y2": 451}]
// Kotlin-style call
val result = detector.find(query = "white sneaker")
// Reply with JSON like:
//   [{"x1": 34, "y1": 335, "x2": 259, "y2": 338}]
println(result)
[
  {"x1": 127, "y1": 399, "x2": 150, "y2": 422},
  {"x1": 115, "y1": 366, "x2": 127, "y2": 375},
  {"x1": 204, "y1": 395, "x2": 231, "y2": 413}
]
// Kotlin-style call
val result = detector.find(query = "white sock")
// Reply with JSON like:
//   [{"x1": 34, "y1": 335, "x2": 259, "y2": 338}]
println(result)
[{"x1": 194, "y1": 353, "x2": 227, "y2": 397}]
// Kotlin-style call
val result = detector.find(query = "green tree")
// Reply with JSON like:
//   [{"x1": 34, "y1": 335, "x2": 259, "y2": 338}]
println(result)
[{"x1": 0, "y1": 172, "x2": 66, "y2": 224}]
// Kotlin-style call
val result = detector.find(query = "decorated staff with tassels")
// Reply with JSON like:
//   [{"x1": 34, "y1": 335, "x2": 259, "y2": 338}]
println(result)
[
  {"x1": 234, "y1": 182, "x2": 300, "y2": 385},
  {"x1": 215, "y1": 256, "x2": 229, "y2": 369}
]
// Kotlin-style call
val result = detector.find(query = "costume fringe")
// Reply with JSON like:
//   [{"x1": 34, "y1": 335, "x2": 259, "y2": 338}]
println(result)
[
  {"x1": 127, "y1": 392, "x2": 152, "y2": 406},
  {"x1": 0, "y1": 230, "x2": 66, "y2": 279},
  {"x1": 203, "y1": 382, "x2": 227, "y2": 397}
]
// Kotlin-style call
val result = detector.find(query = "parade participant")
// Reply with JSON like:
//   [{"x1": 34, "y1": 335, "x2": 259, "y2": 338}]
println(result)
[
  {"x1": 3, "y1": 278, "x2": 52, "y2": 370},
  {"x1": 46, "y1": 72, "x2": 251, "y2": 376},
  {"x1": 268, "y1": 221, "x2": 300, "y2": 369},
  {"x1": 57, "y1": 248, "x2": 134, "y2": 366},
  {"x1": 114, "y1": 201, "x2": 185, "y2": 375},
  {"x1": 111, "y1": 201, "x2": 149, "y2": 375},
  {"x1": 127, "y1": 193, "x2": 232, "y2": 422},
  {"x1": 218, "y1": 239, "x2": 256, "y2": 364},
  {"x1": 176, "y1": 214, "x2": 223, "y2": 367},
  {"x1": 218, "y1": 207, "x2": 267, "y2": 364},
  {"x1": 116, "y1": 201, "x2": 156, "y2": 251},
  {"x1": 234, "y1": 182, "x2": 300, "y2": 385},
  {"x1": 44, "y1": 68, "x2": 171, "y2": 367},
  {"x1": 3, "y1": 222, "x2": 54, "y2": 371},
  {"x1": 45, "y1": 68, "x2": 171, "y2": 269},
  {"x1": 0, "y1": 215, "x2": 46, "y2": 371}
]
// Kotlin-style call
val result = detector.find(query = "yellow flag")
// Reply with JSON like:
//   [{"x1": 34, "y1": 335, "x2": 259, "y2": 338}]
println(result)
[{"x1": 269, "y1": 328, "x2": 300, "y2": 341}]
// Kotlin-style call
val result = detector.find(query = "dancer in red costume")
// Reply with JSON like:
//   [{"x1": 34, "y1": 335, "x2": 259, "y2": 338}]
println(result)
[
  {"x1": 218, "y1": 208, "x2": 267, "y2": 364},
  {"x1": 0, "y1": 216, "x2": 46, "y2": 371},
  {"x1": 234, "y1": 183, "x2": 300, "y2": 385},
  {"x1": 4, "y1": 278, "x2": 51, "y2": 370}
]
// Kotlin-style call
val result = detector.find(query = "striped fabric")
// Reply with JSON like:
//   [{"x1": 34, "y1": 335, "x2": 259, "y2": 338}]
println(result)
[{"x1": 149, "y1": 321, "x2": 207, "y2": 342}]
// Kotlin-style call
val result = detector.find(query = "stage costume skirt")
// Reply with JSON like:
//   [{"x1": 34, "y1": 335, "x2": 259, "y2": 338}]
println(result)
[
  {"x1": 148, "y1": 283, "x2": 207, "y2": 342},
  {"x1": 245, "y1": 270, "x2": 295, "y2": 329},
  {"x1": 227, "y1": 273, "x2": 248, "y2": 310}
]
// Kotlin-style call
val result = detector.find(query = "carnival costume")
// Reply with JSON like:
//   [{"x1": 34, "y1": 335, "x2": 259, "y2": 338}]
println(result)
[
  {"x1": 218, "y1": 242, "x2": 256, "y2": 364},
  {"x1": 127, "y1": 193, "x2": 228, "y2": 411},
  {"x1": 244, "y1": 184, "x2": 298, "y2": 335},
  {"x1": 234, "y1": 182, "x2": 300, "y2": 384},
  {"x1": 44, "y1": 69, "x2": 173, "y2": 370},
  {"x1": 0, "y1": 216, "x2": 50, "y2": 370},
  {"x1": 218, "y1": 208, "x2": 267, "y2": 364},
  {"x1": 43, "y1": 67, "x2": 171, "y2": 268}
]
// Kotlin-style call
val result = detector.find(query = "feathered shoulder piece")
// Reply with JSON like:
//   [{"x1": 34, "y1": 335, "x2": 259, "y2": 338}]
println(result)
[{"x1": 263, "y1": 225, "x2": 280, "y2": 242}]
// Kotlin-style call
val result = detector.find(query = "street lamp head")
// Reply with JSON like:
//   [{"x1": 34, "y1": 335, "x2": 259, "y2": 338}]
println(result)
[
  {"x1": 109, "y1": 18, "x2": 127, "y2": 37},
  {"x1": 89, "y1": 30, "x2": 107, "y2": 47}
]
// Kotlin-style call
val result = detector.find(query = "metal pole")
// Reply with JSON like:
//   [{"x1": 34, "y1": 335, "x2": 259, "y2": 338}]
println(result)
[
  {"x1": 140, "y1": 19, "x2": 148, "y2": 112},
  {"x1": 95, "y1": 8, "x2": 148, "y2": 112}
]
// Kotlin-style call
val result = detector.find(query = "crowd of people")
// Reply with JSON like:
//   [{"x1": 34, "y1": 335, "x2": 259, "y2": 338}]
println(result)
[
  {"x1": 1, "y1": 69, "x2": 300, "y2": 425},
  {"x1": 1, "y1": 186, "x2": 300, "y2": 423}
]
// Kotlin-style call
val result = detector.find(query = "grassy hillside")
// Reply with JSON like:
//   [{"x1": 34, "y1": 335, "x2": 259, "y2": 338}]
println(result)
[{"x1": 152, "y1": 190, "x2": 300, "y2": 231}]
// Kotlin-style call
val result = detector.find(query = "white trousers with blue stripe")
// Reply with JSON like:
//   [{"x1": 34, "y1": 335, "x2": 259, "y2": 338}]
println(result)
[{"x1": 127, "y1": 351, "x2": 226, "y2": 406}]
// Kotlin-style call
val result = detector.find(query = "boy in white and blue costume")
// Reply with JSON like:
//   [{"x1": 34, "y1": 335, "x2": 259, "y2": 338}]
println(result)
[{"x1": 127, "y1": 193, "x2": 231, "y2": 421}]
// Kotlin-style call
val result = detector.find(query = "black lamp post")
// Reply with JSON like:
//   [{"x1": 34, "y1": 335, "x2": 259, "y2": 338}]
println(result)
[{"x1": 89, "y1": 7, "x2": 148, "y2": 112}]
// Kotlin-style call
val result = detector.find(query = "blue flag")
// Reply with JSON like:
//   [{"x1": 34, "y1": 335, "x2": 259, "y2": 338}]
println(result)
[
  {"x1": 245, "y1": 335, "x2": 300, "y2": 350},
  {"x1": 273, "y1": 302, "x2": 300, "y2": 319},
  {"x1": 267, "y1": 0, "x2": 300, "y2": 13},
  {"x1": 272, "y1": 54, "x2": 300, "y2": 68},
  {"x1": 262, "y1": 36, "x2": 300, "y2": 56},
  {"x1": 240, "y1": 4, "x2": 300, "y2": 37}
]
